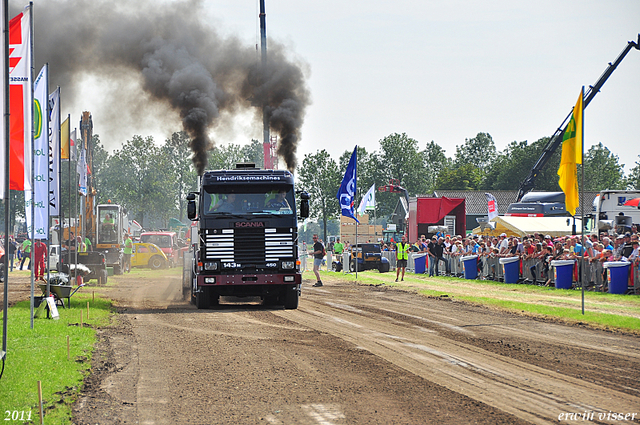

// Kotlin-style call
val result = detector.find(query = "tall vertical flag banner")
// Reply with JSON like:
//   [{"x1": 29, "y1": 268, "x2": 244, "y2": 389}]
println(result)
[
  {"x1": 337, "y1": 146, "x2": 358, "y2": 223},
  {"x1": 70, "y1": 128, "x2": 76, "y2": 161},
  {"x1": 48, "y1": 88, "x2": 60, "y2": 215},
  {"x1": 8, "y1": 4, "x2": 32, "y2": 192},
  {"x1": 26, "y1": 65, "x2": 49, "y2": 239},
  {"x1": 485, "y1": 192, "x2": 499, "y2": 221},
  {"x1": 60, "y1": 116, "x2": 70, "y2": 160},
  {"x1": 77, "y1": 146, "x2": 87, "y2": 196},
  {"x1": 357, "y1": 183, "x2": 376, "y2": 216},
  {"x1": 557, "y1": 88, "x2": 584, "y2": 216}
]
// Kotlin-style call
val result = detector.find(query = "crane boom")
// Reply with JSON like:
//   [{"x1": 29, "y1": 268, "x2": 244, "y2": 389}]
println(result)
[{"x1": 516, "y1": 34, "x2": 640, "y2": 202}]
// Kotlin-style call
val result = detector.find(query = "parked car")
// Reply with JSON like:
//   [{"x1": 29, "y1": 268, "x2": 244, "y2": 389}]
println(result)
[
  {"x1": 131, "y1": 242, "x2": 168, "y2": 270},
  {"x1": 139, "y1": 231, "x2": 179, "y2": 267},
  {"x1": 349, "y1": 243, "x2": 390, "y2": 273}
]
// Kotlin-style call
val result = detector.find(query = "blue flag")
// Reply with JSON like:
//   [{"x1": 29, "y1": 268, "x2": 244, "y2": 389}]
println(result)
[{"x1": 337, "y1": 146, "x2": 358, "y2": 223}]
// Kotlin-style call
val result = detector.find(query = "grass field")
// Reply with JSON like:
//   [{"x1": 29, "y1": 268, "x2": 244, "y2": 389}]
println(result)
[
  {"x1": 307, "y1": 269, "x2": 640, "y2": 332},
  {"x1": 0, "y1": 294, "x2": 113, "y2": 424}
]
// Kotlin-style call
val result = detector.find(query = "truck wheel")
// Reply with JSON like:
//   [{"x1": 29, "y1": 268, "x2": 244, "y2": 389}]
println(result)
[
  {"x1": 149, "y1": 255, "x2": 164, "y2": 270},
  {"x1": 349, "y1": 261, "x2": 356, "y2": 272},
  {"x1": 378, "y1": 263, "x2": 390, "y2": 273},
  {"x1": 283, "y1": 285, "x2": 299, "y2": 309},
  {"x1": 195, "y1": 287, "x2": 210, "y2": 309},
  {"x1": 113, "y1": 264, "x2": 123, "y2": 275}
]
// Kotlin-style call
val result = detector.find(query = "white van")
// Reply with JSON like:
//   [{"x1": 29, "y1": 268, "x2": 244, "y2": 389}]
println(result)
[{"x1": 49, "y1": 245, "x2": 60, "y2": 271}]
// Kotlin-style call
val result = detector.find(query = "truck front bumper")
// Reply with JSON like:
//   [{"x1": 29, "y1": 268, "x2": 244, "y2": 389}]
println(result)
[{"x1": 197, "y1": 273, "x2": 301, "y2": 286}]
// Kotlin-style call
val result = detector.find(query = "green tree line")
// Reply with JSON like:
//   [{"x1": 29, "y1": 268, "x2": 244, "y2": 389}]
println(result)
[
  {"x1": 2, "y1": 130, "x2": 639, "y2": 237},
  {"x1": 297, "y1": 132, "x2": 640, "y2": 240}
]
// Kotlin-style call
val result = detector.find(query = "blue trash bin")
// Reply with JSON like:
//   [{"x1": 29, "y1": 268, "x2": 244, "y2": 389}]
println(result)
[
  {"x1": 413, "y1": 253, "x2": 427, "y2": 274},
  {"x1": 551, "y1": 260, "x2": 575, "y2": 289},
  {"x1": 499, "y1": 257, "x2": 520, "y2": 283},
  {"x1": 603, "y1": 261, "x2": 631, "y2": 294},
  {"x1": 461, "y1": 255, "x2": 478, "y2": 279}
]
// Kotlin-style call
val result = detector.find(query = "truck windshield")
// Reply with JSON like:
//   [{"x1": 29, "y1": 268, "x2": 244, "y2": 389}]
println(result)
[{"x1": 203, "y1": 186, "x2": 294, "y2": 216}]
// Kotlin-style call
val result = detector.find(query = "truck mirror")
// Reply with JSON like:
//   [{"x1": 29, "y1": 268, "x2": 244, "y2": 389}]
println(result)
[
  {"x1": 299, "y1": 199, "x2": 309, "y2": 219},
  {"x1": 186, "y1": 193, "x2": 196, "y2": 201},
  {"x1": 187, "y1": 200, "x2": 197, "y2": 220}
]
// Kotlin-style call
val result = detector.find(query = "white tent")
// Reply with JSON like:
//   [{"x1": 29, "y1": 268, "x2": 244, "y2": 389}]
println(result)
[{"x1": 471, "y1": 216, "x2": 583, "y2": 238}]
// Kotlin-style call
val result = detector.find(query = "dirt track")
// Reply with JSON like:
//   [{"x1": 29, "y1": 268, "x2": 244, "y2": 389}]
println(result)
[{"x1": 7, "y1": 270, "x2": 639, "y2": 424}]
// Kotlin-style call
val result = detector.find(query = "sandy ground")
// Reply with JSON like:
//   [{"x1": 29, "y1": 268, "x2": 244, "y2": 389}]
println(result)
[{"x1": 3, "y1": 269, "x2": 640, "y2": 424}]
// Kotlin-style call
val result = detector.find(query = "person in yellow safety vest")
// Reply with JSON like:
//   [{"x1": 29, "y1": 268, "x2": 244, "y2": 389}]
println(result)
[
  {"x1": 395, "y1": 234, "x2": 410, "y2": 282},
  {"x1": 76, "y1": 236, "x2": 87, "y2": 253},
  {"x1": 123, "y1": 233, "x2": 133, "y2": 273}
]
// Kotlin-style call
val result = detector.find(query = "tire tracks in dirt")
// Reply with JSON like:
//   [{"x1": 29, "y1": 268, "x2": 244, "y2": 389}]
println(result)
[{"x1": 274, "y1": 284, "x2": 640, "y2": 424}]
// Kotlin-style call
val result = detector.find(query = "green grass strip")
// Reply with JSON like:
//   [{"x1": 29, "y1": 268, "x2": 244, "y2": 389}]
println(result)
[
  {"x1": 447, "y1": 294, "x2": 640, "y2": 331},
  {"x1": 0, "y1": 294, "x2": 113, "y2": 424},
  {"x1": 309, "y1": 270, "x2": 640, "y2": 332}
]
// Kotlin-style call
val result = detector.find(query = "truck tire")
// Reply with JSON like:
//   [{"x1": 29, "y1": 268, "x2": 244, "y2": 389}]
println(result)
[
  {"x1": 149, "y1": 255, "x2": 164, "y2": 270},
  {"x1": 283, "y1": 285, "x2": 299, "y2": 309},
  {"x1": 113, "y1": 264, "x2": 123, "y2": 275},
  {"x1": 378, "y1": 262, "x2": 390, "y2": 273},
  {"x1": 195, "y1": 287, "x2": 210, "y2": 309},
  {"x1": 332, "y1": 261, "x2": 343, "y2": 272}
]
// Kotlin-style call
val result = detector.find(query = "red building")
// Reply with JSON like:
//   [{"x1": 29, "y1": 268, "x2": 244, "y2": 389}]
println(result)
[{"x1": 408, "y1": 197, "x2": 466, "y2": 241}]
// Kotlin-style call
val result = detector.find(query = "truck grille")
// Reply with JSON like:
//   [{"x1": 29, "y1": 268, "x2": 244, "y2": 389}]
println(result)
[{"x1": 203, "y1": 228, "x2": 294, "y2": 263}]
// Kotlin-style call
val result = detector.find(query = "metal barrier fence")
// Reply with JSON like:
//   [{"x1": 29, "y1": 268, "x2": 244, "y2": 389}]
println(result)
[{"x1": 300, "y1": 250, "x2": 639, "y2": 294}]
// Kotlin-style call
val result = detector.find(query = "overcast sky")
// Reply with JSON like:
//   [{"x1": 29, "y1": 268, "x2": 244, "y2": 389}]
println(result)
[{"x1": 77, "y1": 1, "x2": 640, "y2": 173}]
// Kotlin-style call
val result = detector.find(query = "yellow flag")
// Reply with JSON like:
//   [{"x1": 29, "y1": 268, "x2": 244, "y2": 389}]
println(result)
[
  {"x1": 557, "y1": 88, "x2": 584, "y2": 216},
  {"x1": 60, "y1": 117, "x2": 70, "y2": 160}
]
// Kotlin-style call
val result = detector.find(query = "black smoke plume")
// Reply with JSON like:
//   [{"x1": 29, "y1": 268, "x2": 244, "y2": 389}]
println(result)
[{"x1": 26, "y1": 0, "x2": 310, "y2": 173}]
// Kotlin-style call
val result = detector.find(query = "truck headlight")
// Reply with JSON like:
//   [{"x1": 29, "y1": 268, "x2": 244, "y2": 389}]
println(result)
[
  {"x1": 281, "y1": 261, "x2": 295, "y2": 270},
  {"x1": 204, "y1": 262, "x2": 218, "y2": 271}
]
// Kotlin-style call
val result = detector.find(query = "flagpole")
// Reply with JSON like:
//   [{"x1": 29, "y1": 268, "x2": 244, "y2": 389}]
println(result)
[
  {"x1": 580, "y1": 86, "x2": 585, "y2": 315},
  {"x1": 74, "y1": 143, "x2": 78, "y2": 268},
  {"x1": 45, "y1": 64, "x2": 50, "y2": 296},
  {"x1": 355, "y1": 218, "x2": 358, "y2": 279},
  {"x1": 66, "y1": 114, "x2": 71, "y2": 270},
  {"x1": 56, "y1": 88, "x2": 61, "y2": 263},
  {"x1": 2, "y1": 0, "x2": 11, "y2": 361},
  {"x1": 28, "y1": 1, "x2": 35, "y2": 329}
]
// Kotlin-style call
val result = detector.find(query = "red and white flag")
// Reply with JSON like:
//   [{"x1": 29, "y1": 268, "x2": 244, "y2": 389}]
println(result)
[
  {"x1": 485, "y1": 192, "x2": 499, "y2": 221},
  {"x1": 8, "y1": 5, "x2": 32, "y2": 192}
]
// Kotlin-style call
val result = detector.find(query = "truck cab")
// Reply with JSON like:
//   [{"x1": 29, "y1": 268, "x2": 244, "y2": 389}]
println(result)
[
  {"x1": 96, "y1": 204, "x2": 127, "y2": 274},
  {"x1": 185, "y1": 165, "x2": 309, "y2": 309},
  {"x1": 587, "y1": 190, "x2": 640, "y2": 235},
  {"x1": 506, "y1": 192, "x2": 569, "y2": 217}
]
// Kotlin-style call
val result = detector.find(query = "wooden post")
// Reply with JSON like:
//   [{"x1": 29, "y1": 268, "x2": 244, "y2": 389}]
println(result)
[{"x1": 37, "y1": 381, "x2": 44, "y2": 424}]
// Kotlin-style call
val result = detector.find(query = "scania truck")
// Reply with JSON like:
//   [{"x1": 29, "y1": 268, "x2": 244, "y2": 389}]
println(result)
[{"x1": 185, "y1": 164, "x2": 309, "y2": 309}]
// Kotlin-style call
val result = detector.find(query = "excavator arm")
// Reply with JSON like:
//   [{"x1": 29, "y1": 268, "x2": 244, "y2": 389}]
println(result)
[{"x1": 516, "y1": 34, "x2": 640, "y2": 201}]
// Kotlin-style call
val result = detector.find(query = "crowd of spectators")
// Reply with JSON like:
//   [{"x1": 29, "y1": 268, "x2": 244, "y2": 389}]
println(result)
[{"x1": 399, "y1": 229, "x2": 639, "y2": 287}]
